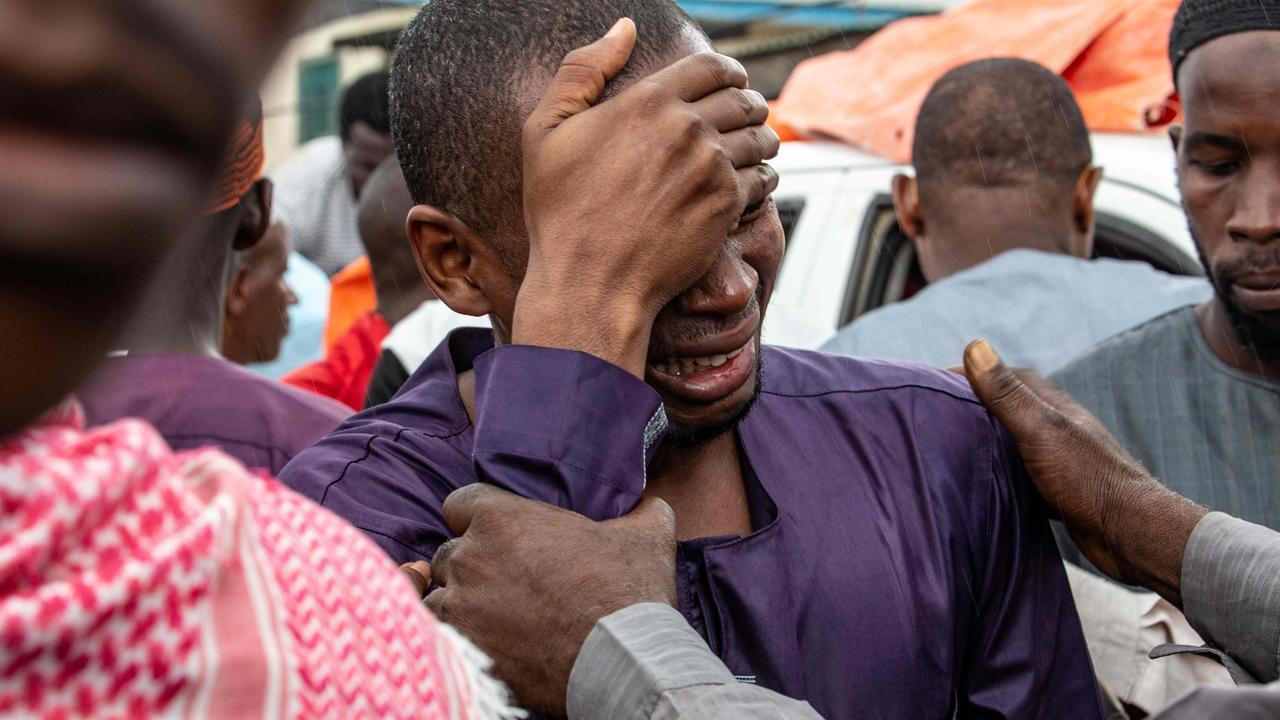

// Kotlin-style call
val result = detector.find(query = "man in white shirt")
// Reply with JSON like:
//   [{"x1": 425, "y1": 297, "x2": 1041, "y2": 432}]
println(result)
[{"x1": 271, "y1": 71, "x2": 395, "y2": 275}]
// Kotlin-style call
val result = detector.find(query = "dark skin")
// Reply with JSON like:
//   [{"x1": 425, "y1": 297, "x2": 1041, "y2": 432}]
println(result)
[
  {"x1": 0, "y1": 0, "x2": 310, "y2": 436},
  {"x1": 407, "y1": 20, "x2": 782, "y2": 546},
  {"x1": 359, "y1": 156, "x2": 433, "y2": 327},
  {"x1": 959, "y1": 341, "x2": 1207, "y2": 606},
  {"x1": 1172, "y1": 31, "x2": 1280, "y2": 381},
  {"x1": 222, "y1": 219, "x2": 298, "y2": 364},
  {"x1": 892, "y1": 166, "x2": 1103, "y2": 283},
  {"x1": 115, "y1": 179, "x2": 273, "y2": 358},
  {"x1": 416, "y1": 339, "x2": 1212, "y2": 716},
  {"x1": 344, "y1": 121, "x2": 395, "y2": 199}
]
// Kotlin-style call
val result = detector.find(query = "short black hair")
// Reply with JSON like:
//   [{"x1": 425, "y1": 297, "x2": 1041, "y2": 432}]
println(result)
[
  {"x1": 390, "y1": 0, "x2": 704, "y2": 262},
  {"x1": 340, "y1": 70, "x2": 391, "y2": 143},
  {"x1": 1170, "y1": 0, "x2": 1280, "y2": 86},
  {"x1": 913, "y1": 58, "x2": 1091, "y2": 192}
]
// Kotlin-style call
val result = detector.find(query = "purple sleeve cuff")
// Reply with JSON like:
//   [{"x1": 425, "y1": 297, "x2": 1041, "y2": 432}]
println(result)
[{"x1": 472, "y1": 345, "x2": 667, "y2": 520}]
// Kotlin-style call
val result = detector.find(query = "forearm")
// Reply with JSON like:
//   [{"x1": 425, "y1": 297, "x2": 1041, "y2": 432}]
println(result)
[{"x1": 567, "y1": 604, "x2": 821, "y2": 720}]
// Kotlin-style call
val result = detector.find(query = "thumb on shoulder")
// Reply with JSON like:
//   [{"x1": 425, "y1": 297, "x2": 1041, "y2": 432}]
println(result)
[
  {"x1": 526, "y1": 17, "x2": 637, "y2": 137},
  {"x1": 963, "y1": 339, "x2": 1054, "y2": 440}
]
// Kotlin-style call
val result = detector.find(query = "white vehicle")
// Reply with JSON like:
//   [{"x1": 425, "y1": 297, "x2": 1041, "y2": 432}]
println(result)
[{"x1": 762, "y1": 134, "x2": 1202, "y2": 348}]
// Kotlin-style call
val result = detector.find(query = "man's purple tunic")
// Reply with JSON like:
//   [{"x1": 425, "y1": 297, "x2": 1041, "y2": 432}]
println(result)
[
  {"x1": 81, "y1": 354, "x2": 350, "y2": 476},
  {"x1": 280, "y1": 330, "x2": 1102, "y2": 719}
]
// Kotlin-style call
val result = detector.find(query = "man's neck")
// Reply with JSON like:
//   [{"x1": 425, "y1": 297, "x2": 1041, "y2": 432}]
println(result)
[
  {"x1": 116, "y1": 311, "x2": 222, "y2": 358},
  {"x1": 114, "y1": 239, "x2": 229, "y2": 358},
  {"x1": 456, "y1": 369, "x2": 752, "y2": 539},
  {"x1": 927, "y1": 237, "x2": 1075, "y2": 284},
  {"x1": 644, "y1": 432, "x2": 752, "y2": 541},
  {"x1": 1195, "y1": 299, "x2": 1280, "y2": 381}
]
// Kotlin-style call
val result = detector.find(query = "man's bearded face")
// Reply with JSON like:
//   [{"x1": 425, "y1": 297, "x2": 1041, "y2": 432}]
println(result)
[
  {"x1": 1192, "y1": 231, "x2": 1280, "y2": 360},
  {"x1": 1176, "y1": 32, "x2": 1280, "y2": 361}
]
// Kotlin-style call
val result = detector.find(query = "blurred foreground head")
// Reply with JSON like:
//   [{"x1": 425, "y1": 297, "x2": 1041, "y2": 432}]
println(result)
[
  {"x1": 0, "y1": 0, "x2": 309, "y2": 436},
  {"x1": 896, "y1": 58, "x2": 1101, "y2": 282},
  {"x1": 1170, "y1": 0, "x2": 1280, "y2": 362}
]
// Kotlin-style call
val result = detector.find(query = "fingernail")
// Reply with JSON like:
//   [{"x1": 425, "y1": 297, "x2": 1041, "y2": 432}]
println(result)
[
  {"x1": 606, "y1": 18, "x2": 629, "y2": 38},
  {"x1": 968, "y1": 339, "x2": 999, "y2": 373}
]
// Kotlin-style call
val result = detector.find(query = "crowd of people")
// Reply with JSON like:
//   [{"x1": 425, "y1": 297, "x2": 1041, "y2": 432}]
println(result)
[{"x1": 1, "y1": 0, "x2": 1277, "y2": 718}]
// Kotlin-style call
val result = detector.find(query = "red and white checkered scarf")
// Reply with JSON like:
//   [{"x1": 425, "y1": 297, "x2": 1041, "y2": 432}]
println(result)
[{"x1": 0, "y1": 402, "x2": 519, "y2": 719}]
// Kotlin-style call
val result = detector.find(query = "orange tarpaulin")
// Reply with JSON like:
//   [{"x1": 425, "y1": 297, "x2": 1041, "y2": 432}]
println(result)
[{"x1": 772, "y1": 0, "x2": 1180, "y2": 162}]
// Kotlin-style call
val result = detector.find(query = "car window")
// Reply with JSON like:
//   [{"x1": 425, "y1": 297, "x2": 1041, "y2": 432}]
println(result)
[
  {"x1": 1093, "y1": 213, "x2": 1203, "y2": 277},
  {"x1": 838, "y1": 194, "x2": 898, "y2": 327}
]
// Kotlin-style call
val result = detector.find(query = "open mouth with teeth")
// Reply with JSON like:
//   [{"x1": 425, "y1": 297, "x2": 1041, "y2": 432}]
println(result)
[{"x1": 650, "y1": 347, "x2": 745, "y2": 377}]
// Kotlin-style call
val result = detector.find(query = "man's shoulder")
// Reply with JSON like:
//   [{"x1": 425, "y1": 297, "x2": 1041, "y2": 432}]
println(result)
[
  {"x1": 761, "y1": 346, "x2": 983, "y2": 410},
  {"x1": 239, "y1": 366, "x2": 353, "y2": 426},
  {"x1": 279, "y1": 366, "x2": 470, "y2": 486},
  {"x1": 1052, "y1": 305, "x2": 1198, "y2": 387}
]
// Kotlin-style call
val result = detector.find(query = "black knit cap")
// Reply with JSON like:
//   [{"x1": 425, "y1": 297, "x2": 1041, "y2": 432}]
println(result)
[{"x1": 1170, "y1": 0, "x2": 1280, "y2": 84}]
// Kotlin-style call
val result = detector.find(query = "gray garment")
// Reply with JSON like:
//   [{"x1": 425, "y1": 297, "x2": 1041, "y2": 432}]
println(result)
[
  {"x1": 821, "y1": 249, "x2": 1210, "y2": 374},
  {"x1": 1153, "y1": 683, "x2": 1280, "y2": 719},
  {"x1": 1183, "y1": 512, "x2": 1280, "y2": 683},
  {"x1": 568, "y1": 514, "x2": 1280, "y2": 720},
  {"x1": 1052, "y1": 306, "x2": 1280, "y2": 533},
  {"x1": 568, "y1": 603, "x2": 821, "y2": 720}
]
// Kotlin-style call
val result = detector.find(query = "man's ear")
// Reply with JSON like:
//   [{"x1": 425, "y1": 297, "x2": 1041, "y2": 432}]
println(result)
[
  {"x1": 1168, "y1": 125, "x2": 1183, "y2": 155},
  {"x1": 891, "y1": 173, "x2": 924, "y2": 240},
  {"x1": 1072, "y1": 165, "x2": 1105, "y2": 254},
  {"x1": 234, "y1": 178, "x2": 273, "y2": 251},
  {"x1": 225, "y1": 264, "x2": 250, "y2": 318},
  {"x1": 406, "y1": 205, "x2": 494, "y2": 317}
]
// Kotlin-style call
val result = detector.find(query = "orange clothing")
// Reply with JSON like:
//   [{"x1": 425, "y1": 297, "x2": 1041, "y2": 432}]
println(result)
[
  {"x1": 325, "y1": 255, "x2": 377, "y2": 349},
  {"x1": 774, "y1": 0, "x2": 1181, "y2": 161},
  {"x1": 285, "y1": 312, "x2": 390, "y2": 411}
]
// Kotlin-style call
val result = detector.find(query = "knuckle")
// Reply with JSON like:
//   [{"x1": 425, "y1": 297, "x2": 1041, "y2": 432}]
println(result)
[
  {"x1": 756, "y1": 163, "x2": 778, "y2": 190},
  {"x1": 679, "y1": 110, "x2": 707, "y2": 139},
  {"x1": 762, "y1": 162, "x2": 780, "y2": 189},
  {"x1": 424, "y1": 588, "x2": 447, "y2": 617},
  {"x1": 432, "y1": 538, "x2": 461, "y2": 573},
  {"x1": 702, "y1": 52, "x2": 745, "y2": 85},
  {"x1": 633, "y1": 79, "x2": 668, "y2": 111},
  {"x1": 708, "y1": 143, "x2": 730, "y2": 170},
  {"x1": 1044, "y1": 407, "x2": 1072, "y2": 432},
  {"x1": 984, "y1": 366, "x2": 1023, "y2": 403},
  {"x1": 559, "y1": 47, "x2": 598, "y2": 71}
]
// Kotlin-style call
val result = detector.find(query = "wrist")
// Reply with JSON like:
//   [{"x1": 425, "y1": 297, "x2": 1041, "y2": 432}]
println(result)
[
  {"x1": 1103, "y1": 475, "x2": 1208, "y2": 606},
  {"x1": 512, "y1": 272, "x2": 655, "y2": 377}
]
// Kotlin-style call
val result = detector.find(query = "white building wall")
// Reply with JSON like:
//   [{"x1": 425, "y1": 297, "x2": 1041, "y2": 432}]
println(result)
[{"x1": 260, "y1": 7, "x2": 417, "y2": 170}]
